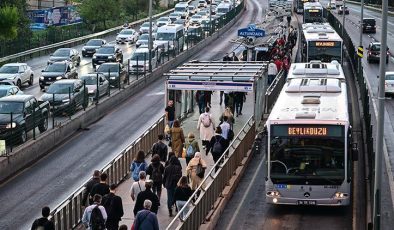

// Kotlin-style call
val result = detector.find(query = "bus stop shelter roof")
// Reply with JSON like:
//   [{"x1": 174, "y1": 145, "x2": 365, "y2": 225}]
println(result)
[{"x1": 164, "y1": 61, "x2": 268, "y2": 82}]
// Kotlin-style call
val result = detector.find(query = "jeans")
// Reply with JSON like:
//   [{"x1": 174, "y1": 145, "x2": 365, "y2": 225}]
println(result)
[
  {"x1": 198, "y1": 101, "x2": 205, "y2": 114},
  {"x1": 235, "y1": 101, "x2": 243, "y2": 115},
  {"x1": 268, "y1": 74, "x2": 275, "y2": 85},
  {"x1": 152, "y1": 182, "x2": 162, "y2": 201},
  {"x1": 167, "y1": 187, "x2": 176, "y2": 210},
  {"x1": 176, "y1": 200, "x2": 189, "y2": 219},
  {"x1": 220, "y1": 91, "x2": 224, "y2": 105}
]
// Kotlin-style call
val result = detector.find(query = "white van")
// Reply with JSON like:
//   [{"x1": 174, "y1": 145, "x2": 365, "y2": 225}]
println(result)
[
  {"x1": 216, "y1": 3, "x2": 232, "y2": 16},
  {"x1": 175, "y1": 2, "x2": 189, "y2": 19},
  {"x1": 154, "y1": 24, "x2": 185, "y2": 54},
  {"x1": 128, "y1": 45, "x2": 160, "y2": 74}
]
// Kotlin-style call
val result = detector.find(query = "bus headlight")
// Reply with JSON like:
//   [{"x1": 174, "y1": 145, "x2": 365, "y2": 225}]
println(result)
[
  {"x1": 267, "y1": 191, "x2": 280, "y2": 197},
  {"x1": 334, "y1": 192, "x2": 348, "y2": 198}
]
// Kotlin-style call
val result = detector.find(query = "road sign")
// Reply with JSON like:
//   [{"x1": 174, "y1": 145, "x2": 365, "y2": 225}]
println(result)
[
  {"x1": 357, "y1": 46, "x2": 363, "y2": 58},
  {"x1": 238, "y1": 24, "x2": 265, "y2": 38}
]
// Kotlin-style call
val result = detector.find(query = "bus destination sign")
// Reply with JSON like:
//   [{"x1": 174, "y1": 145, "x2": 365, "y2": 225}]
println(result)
[
  {"x1": 271, "y1": 125, "x2": 343, "y2": 137},
  {"x1": 314, "y1": 41, "x2": 336, "y2": 47},
  {"x1": 288, "y1": 127, "x2": 327, "y2": 136}
]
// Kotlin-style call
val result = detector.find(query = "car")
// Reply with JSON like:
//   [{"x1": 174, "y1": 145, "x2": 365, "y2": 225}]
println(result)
[
  {"x1": 96, "y1": 63, "x2": 127, "y2": 87},
  {"x1": 367, "y1": 42, "x2": 389, "y2": 64},
  {"x1": 92, "y1": 45, "x2": 123, "y2": 68},
  {"x1": 128, "y1": 46, "x2": 160, "y2": 74},
  {"x1": 0, "y1": 85, "x2": 23, "y2": 98},
  {"x1": 190, "y1": 15, "x2": 203, "y2": 25},
  {"x1": 48, "y1": 48, "x2": 81, "y2": 67},
  {"x1": 82, "y1": 39, "x2": 107, "y2": 57},
  {"x1": 79, "y1": 73, "x2": 109, "y2": 99},
  {"x1": 0, "y1": 63, "x2": 34, "y2": 88},
  {"x1": 156, "y1": 17, "x2": 172, "y2": 27},
  {"x1": 116, "y1": 29, "x2": 139, "y2": 44},
  {"x1": 198, "y1": 0, "x2": 207, "y2": 8},
  {"x1": 0, "y1": 95, "x2": 49, "y2": 143},
  {"x1": 362, "y1": 18, "x2": 376, "y2": 33},
  {"x1": 188, "y1": 5, "x2": 197, "y2": 15},
  {"x1": 39, "y1": 61, "x2": 78, "y2": 90},
  {"x1": 169, "y1": 12, "x2": 183, "y2": 23},
  {"x1": 174, "y1": 2, "x2": 189, "y2": 19},
  {"x1": 139, "y1": 22, "x2": 157, "y2": 34},
  {"x1": 338, "y1": 6, "x2": 349, "y2": 15},
  {"x1": 196, "y1": 10, "x2": 209, "y2": 19},
  {"x1": 136, "y1": 33, "x2": 155, "y2": 48},
  {"x1": 40, "y1": 79, "x2": 88, "y2": 115},
  {"x1": 384, "y1": 72, "x2": 394, "y2": 96}
]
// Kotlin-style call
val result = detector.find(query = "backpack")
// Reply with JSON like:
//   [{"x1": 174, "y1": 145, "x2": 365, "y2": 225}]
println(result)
[
  {"x1": 212, "y1": 136, "x2": 223, "y2": 154},
  {"x1": 228, "y1": 129, "x2": 234, "y2": 141},
  {"x1": 186, "y1": 143, "x2": 195, "y2": 157},
  {"x1": 151, "y1": 164, "x2": 163, "y2": 182},
  {"x1": 89, "y1": 205, "x2": 105, "y2": 230},
  {"x1": 202, "y1": 113, "x2": 211, "y2": 128},
  {"x1": 101, "y1": 194, "x2": 114, "y2": 215},
  {"x1": 132, "y1": 162, "x2": 146, "y2": 181},
  {"x1": 153, "y1": 142, "x2": 167, "y2": 160}
]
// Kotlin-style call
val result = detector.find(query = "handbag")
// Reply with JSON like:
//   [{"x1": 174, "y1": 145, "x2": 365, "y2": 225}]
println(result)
[
  {"x1": 196, "y1": 159, "x2": 205, "y2": 178},
  {"x1": 164, "y1": 124, "x2": 170, "y2": 134},
  {"x1": 182, "y1": 147, "x2": 186, "y2": 158}
]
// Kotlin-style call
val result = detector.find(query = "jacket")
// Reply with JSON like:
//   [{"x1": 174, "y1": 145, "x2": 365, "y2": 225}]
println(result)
[
  {"x1": 268, "y1": 62, "x2": 278, "y2": 75},
  {"x1": 90, "y1": 182, "x2": 110, "y2": 198},
  {"x1": 186, "y1": 157, "x2": 207, "y2": 190},
  {"x1": 170, "y1": 127, "x2": 185, "y2": 157},
  {"x1": 102, "y1": 192, "x2": 124, "y2": 223},
  {"x1": 208, "y1": 134, "x2": 229, "y2": 158},
  {"x1": 31, "y1": 217, "x2": 55, "y2": 230},
  {"x1": 82, "y1": 177, "x2": 100, "y2": 206},
  {"x1": 133, "y1": 189, "x2": 160, "y2": 216},
  {"x1": 163, "y1": 156, "x2": 182, "y2": 189},
  {"x1": 174, "y1": 186, "x2": 193, "y2": 201},
  {"x1": 197, "y1": 112, "x2": 215, "y2": 141},
  {"x1": 146, "y1": 161, "x2": 165, "y2": 183},
  {"x1": 133, "y1": 209, "x2": 159, "y2": 230},
  {"x1": 184, "y1": 138, "x2": 200, "y2": 158},
  {"x1": 151, "y1": 141, "x2": 168, "y2": 162}
]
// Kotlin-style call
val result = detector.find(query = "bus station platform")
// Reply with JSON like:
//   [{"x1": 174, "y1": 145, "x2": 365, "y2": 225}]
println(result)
[{"x1": 115, "y1": 90, "x2": 255, "y2": 228}]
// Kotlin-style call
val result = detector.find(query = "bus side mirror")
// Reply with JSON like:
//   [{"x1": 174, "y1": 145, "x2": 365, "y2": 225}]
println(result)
[{"x1": 352, "y1": 143, "x2": 359, "y2": 161}]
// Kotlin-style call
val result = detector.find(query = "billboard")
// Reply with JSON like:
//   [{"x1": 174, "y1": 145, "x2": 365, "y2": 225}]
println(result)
[{"x1": 27, "y1": 5, "x2": 82, "y2": 30}]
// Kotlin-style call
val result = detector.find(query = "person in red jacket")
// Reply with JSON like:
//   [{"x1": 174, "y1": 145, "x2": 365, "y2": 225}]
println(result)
[{"x1": 274, "y1": 58, "x2": 283, "y2": 72}]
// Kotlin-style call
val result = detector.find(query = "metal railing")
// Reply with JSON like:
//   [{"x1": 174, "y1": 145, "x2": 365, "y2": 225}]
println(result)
[
  {"x1": 167, "y1": 116, "x2": 256, "y2": 230},
  {"x1": 264, "y1": 70, "x2": 286, "y2": 114},
  {"x1": 48, "y1": 115, "x2": 165, "y2": 229}
]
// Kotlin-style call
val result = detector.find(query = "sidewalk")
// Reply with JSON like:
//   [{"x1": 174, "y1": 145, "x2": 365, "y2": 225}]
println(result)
[{"x1": 116, "y1": 90, "x2": 254, "y2": 229}]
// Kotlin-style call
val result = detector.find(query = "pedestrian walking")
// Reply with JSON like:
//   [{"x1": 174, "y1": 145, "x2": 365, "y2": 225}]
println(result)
[
  {"x1": 197, "y1": 107, "x2": 215, "y2": 153},
  {"x1": 186, "y1": 152, "x2": 207, "y2": 190},
  {"x1": 82, "y1": 194, "x2": 107, "y2": 230},
  {"x1": 219, "y1": 91, "x2": 224, "y2": 106},
  {"x1": 174, "y1": 176, "x2": 193, "y2": 219},
  {"x1": 165, "y1": 100, "x2": 175, "y2": 128},
  {"x1": 220, "y1": 107, "x2": 235, "y2": 128},
  {"x1": 184, "y1": 132, "x2": 200, "y2": 166},
  {"x1": 102, "y1": 184, "x2": 124, "y2": 230},
  {"x1": 169, "y1": 120, "x2": 185, "y2": 158},
  {"x1": 268, "y1": 59, "x2": 278, "y2": 85},
  {"x1": 82, "y1": 170, "x2": 101, "y2": 207},
  {"x1": 90, "y1": 173, "x2": 110, "y2": 198},
  {"x1": 132, "y1": 200, "x2": 159, "y2": 230},
  {"x1": 150, "y1": 134, "x2": 168, "y2": 162},
  {"x1": 130, "y1": 150, "x2": 147, "y2": 181},
  {"x1": 133, "y1": 180, "x2": 160, "y2": 216},
  {"x1": 130, "y1": 171, "x2": 146, "y2": 201},
  {"x1": 146, "y1": 154, "x2": 165, "y2": 202},
  {"x1": 219, "y1": 116, "x2": 233, "y2": 141},
  {"x1": 223, "y1": 53, "x2": 231, "y2": 61},
  {"x1": 205, "y1": 91, "x2": 212, "y2": 108},
  {"x1": 207, "y1": 127, "x2": 229, "y2": 172},
  {"x1": 231, "y1": 52, "x2": 239, "y2": 61},
  {"x1": 163, "y1": 155, "x2": 182, "y2": 216},
  {"x1": 234, "y1": 91, "x2": 245, "y2": 117},
  {"x1": 196, "y1": 91, "x2": 206, "y2": 114},
  {"x1": 31, "y1": 206, "x2": 55, "y2": 230},
  {"x1": 275, "y1": 57, "x2": 283, "y2": 72}
]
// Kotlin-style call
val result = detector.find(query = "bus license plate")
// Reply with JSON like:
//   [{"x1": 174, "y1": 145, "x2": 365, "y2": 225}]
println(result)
[{"x1": 297, "y1": 200, "x2": 316, "y2": 205}]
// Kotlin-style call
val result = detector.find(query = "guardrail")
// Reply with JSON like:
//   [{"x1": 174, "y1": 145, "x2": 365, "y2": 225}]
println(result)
[
  {"x1": 48, "y1": 115, "x2": 165, "y2": 229},
  {"x1": 264, "y1": 69, "x2": 286, "y2": 114},
  {"x1": 167, "y1": 116, "x2": 256, "y2": 230},
  {"x1": 0, "y1": 9, "x2": 174, "y2": 65}
]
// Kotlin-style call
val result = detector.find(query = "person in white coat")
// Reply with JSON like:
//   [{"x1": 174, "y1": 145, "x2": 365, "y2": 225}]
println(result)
[
  {"x1": 268, "y1": 59, "x2": 278, "y2": 85},
  {"x1": 197, "y1": 107, "x2": 215, "y2": 154}
]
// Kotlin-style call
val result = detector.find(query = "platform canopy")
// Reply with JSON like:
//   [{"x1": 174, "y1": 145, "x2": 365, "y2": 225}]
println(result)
[{"x1": 164, "y1": 61, "x2": 268, "y2": 92}]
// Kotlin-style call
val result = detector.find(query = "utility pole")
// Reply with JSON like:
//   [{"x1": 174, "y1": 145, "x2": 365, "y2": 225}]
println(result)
[
  {"x1": 341, "y1": 0, "x2": 346, "y2": 65},
  {"x1": 148, "y1": 0, "x2": 153, "y2": 72},
  {"x1": 374, "y1": 0, "x2": 389, "y2": 229}
]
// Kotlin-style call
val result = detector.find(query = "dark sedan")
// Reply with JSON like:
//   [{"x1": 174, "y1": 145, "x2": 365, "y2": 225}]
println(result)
[
  {"x1": 367, "y1": 42, "x2": 389, "y2": 64},
  {"x1": 39, "y1": 62, "x2": 78, "y2": 90},
  {"x1": 96, "y1": 63, "x2": 127, "y2": 87},
  {"x1": 48, "y1": 48, "x2": 81, "y2": 67},
  {"x1": 92, "y1": 45, "x2": 123, "y2": 68},
  {"x1": 82, "y1": 39, "x2": 107, "y2": 57}
]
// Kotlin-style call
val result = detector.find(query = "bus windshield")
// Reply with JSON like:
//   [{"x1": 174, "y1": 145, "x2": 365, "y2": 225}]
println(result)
[
  {"x1": 269, "y1": 125, "x2": 345, "y2": 185},
  {"x1": 156, "y1": 32, "x2": 175, "y2": 41},
  {"x1": 304, "y1": 10, "x2": 323, "y2": 23},
  {"x1": 307, "y1": 41, "x2": 342, "y2": 62}
]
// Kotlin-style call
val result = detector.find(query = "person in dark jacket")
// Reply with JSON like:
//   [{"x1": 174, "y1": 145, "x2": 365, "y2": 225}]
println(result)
[
  {"x1": 174, "y1": 176, "x2": 193, "y2": 219},
  {"x1": 101, "y1": 184, "x2": 124, "y2": 230},
  {"x1": 234, "y1": 92, "x2": 246, "y2": 117},
  {"x1": 150, "y1": 134, "x2": 168, "y2": 162},
  {"x1": 146, "y1": 154, "x2": 165, "y2": 202},
  {"x1": 31, "y1": 206, "x2": 55, "y2": 230},
  {"x1": 133, "y1": 180, "x2": 160, "y2": 216},
  {"x1": 90, "y1": 173, "x2": 110, "y2": 198},
  {"x1": 207, "y1": 126, "x2": 229, "y2": 172},
  {"x1": 162, "y1": 155, "x2": 182, "y2": 217},
  {"x1": 133, "y1": 200, "x2": 159, "y2": 230},
  {"x1": 82, "y1": 170, "x2": 101, "y2": 207}
]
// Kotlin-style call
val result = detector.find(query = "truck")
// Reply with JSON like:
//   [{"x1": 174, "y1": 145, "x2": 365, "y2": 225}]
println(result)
[{"x1": 0, "y1": 95, "x2": 49, "y2": 144}]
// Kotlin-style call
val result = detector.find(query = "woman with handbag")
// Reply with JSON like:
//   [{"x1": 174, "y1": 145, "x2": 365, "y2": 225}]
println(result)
[
  {"x1": 186, "y1": 152, "x2": 207, "y2": 190},
  {"x1": 170, "y1": 120, "x2": 185, "y2": 158}
]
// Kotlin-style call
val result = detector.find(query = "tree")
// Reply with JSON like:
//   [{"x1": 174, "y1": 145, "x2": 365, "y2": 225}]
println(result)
[
  {"x1": 76, "y1": 0, "x2": 121, "y2": 31},
  {"x1": 122, "y1": 0, "x2": 140, "y2": 20},
  {"x1": 0, "y1": 6, "x2": 19, "y2": 40}
]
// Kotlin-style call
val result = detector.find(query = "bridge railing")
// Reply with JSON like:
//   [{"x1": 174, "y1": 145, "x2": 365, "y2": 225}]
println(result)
[
  {"x1": 48, "y1": 115, "x2": 165, "y2": 229},
  {"x1": 166, "y1": 116, "x2": 256, "y2": 230}
]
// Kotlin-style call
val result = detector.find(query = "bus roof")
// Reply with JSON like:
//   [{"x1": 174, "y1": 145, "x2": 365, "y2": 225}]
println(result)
[
  {"x1": 157, "y1": 24, "x2": 184, "y2": 33},
  {"x1": 267, "y1": 62, "x2": 348, "y2": 125},
  {"x1": 287, "y1": 61, "x2": 345, "y2": 80},
  {"x1": 302, "y1": 23, "x2": 343, "y2": 42},
  {"x1": 304, "y1": 1, "x2": 323, "y2": 9}
]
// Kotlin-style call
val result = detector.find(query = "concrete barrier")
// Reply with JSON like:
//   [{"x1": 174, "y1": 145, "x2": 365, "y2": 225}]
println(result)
[{"x1": 0, "y1": 6, "x2": 246, "y2": 184}]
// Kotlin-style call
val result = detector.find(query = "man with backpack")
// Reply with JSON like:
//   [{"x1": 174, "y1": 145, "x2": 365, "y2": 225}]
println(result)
[
  {"x1": 208, "y1": 127, "x2": 229, "y2": 172},
  {"x1": 146, "y1": 154, "x2": 165, "y2": 203},
  {"x1": 197, "y1": 107, "x2": 215, "y2": 154},
  {"x1": 184, "y1": 132, "x2": 200, "y2": 166},
  {"x1": 31, "y1": 206, "x2": 55, "y2": 230},
  {"x1": 150, "y1": 134, "x2": 168, "y2": 162},
  {"x1": 101, "y1": 184, "x2": 124, "y2": 230},
  {"x1": 82, "y1": 194, "x2": 107, "y2": 230}
]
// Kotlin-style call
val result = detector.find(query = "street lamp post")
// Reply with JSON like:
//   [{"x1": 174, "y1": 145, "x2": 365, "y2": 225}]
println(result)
[
  {"x1": 148, "y1": 0, "x2": 153, "y2": 72},
  {"x1": 358, "y1": 0, "x2": 365, "y2": 75},
  {"x1": 341, "y1": 0, "x2": 346, "y2": 65},
  {"x1": 374, "y1": 0, "x2": 389, "y2": 228}
]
